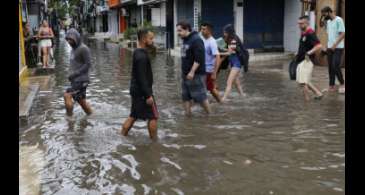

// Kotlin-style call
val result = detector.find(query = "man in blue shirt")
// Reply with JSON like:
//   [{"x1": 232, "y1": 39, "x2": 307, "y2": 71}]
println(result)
[{"x1": 321, "y1": 6, "x2": 345, "y2": 94}]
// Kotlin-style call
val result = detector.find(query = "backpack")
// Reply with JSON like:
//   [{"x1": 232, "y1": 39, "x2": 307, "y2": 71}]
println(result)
[
  {"x1": 235, "y1": 35, "x2": 249, "y2": 72},
  {"x1": 289, "y1": 59, "x2": 298, "y2": 80}
]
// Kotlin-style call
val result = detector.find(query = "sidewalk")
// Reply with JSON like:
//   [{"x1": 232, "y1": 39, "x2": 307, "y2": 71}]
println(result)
[{"x1": 19, "y1": 69, "x2": 53, "y2": 121}]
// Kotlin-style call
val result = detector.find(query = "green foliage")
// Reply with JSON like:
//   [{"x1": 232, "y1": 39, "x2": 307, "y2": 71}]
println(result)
[{"x1": 124, "y1": 21, "x2": 158, "y2": 40}]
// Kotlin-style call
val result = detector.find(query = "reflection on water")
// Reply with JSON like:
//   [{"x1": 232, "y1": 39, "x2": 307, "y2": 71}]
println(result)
[{"x1": 19, "y1": 38, "x2": 345, "y2": 194}]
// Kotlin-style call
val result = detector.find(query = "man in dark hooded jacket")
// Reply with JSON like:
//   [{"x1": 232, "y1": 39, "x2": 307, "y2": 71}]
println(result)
[{"x1": 64, "y1": 28, "x2": 93, "y2": 116}]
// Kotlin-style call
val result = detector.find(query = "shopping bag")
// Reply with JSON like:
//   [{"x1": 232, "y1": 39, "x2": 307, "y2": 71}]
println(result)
[
  {"x1": 288, "y1": 59, "x2": 298, "y2": 80},
  {"x1": 296, "y1": 56, "x2": 314, "y2": 84}
]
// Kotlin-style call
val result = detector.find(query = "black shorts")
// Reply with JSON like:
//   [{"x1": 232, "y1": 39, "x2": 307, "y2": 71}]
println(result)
[
  {"x1": 66, "y1": 81, "x2": 89, "y2": 102},
  {"x1": 181, "y1": 74, "x2": 208, "y2": 103},
  {"x1": 130, "y1": 96, "x2": 159, "y2": 120}
]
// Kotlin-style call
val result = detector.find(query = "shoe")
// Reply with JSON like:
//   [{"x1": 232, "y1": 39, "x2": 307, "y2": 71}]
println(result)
[
  {"x1": 328, "y1": 86, "x2": 337, "y2": 92},
  {"x1": 338, "y1": 87, "x2": 345, "y2": 94}
]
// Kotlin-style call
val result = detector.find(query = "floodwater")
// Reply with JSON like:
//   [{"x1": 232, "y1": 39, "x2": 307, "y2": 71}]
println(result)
[{"x1": 19, "y1": 38, "x2": 345, "y2": 195}]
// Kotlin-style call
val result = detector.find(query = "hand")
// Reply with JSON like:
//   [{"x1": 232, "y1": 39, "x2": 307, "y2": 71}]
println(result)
[
  {"x1": 68, "y1": 74, "x2": 75, "y2": 81},
  {"x1": 330, "y1": 45, "x2": 336, "y2": 51},
  {"x1": 187, "y1": 71, "x2": 195, "y2": 80},
  {"x1": 146, "y1": 96, "x2": 154, "y2": 106}
]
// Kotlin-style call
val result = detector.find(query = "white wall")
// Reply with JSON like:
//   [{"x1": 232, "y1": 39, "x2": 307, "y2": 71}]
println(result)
[
  {"x1": 284, "y1": 0, "x2": 301, "y2": 52},
  {"x1": 234, "y1": 0, "x2": 244, "y2": 41},
  {"x1": 151, "y1": 2, "x2": 166, "y2": 27},
  {"x1": 108, "y1": 9, "x2": 119, "y2": 35}
]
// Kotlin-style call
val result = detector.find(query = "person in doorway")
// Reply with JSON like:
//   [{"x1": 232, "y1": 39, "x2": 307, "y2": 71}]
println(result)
[
  {"x1": 37, "y1": 20, "x2": 54, "y2": 68},
  {"x1": 64, "y1": 28, "x2": 93, "y2": 116},
  {"x1": 295, "y1": 15, "x2": 324, "y2": 101},
  {"x1": 321, "y1": 6, "x2": 345, "y2": 94},
  {"x1": 221, "y1": 24, "x2": 245, "y2": 102},
  {"x1": 121, "y1": 28, "x2": 159, "y2": 140},
  {"x1": 176, "y1": 21, "x2": 211, "y2": 116},
  {"x1": 200, "y1": 22, "x2": 222, "y2": 103}
]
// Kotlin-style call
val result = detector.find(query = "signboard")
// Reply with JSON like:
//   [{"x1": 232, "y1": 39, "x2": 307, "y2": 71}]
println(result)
[
  {"x1": 108, "y1": 0, "x2": 121, "y2": 8},
  {"x1": 137, "y1": 0, "x2": 160, "y2": 5}
]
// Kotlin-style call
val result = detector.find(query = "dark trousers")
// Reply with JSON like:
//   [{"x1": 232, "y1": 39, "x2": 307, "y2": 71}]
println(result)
[{"x1": 327, "y1": 49, "x2": 345, "y2": 86}]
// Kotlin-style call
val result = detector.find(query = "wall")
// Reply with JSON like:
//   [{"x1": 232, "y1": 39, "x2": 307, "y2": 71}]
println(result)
[
  {"x1": 315, "y1": 0, "x2": 336, "y2": 66},
  {"x1": 151, "y1": 2, "x2": 166, "y2": 27},
  {"x1": 283, "y1": 0, "x2": 301, "y2": 52},
  {"x1": 108, "y1": 9, "x2": 119, "y2": 35}
]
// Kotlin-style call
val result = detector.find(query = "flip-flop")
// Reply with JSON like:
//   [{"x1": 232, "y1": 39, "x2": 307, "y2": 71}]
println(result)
[{"x1": 314, "y1": 94, "x2": 324, "y2": 100}]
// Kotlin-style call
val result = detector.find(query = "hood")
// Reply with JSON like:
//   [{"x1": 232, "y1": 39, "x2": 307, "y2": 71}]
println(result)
[
  {"x1": 184, "y1": 31, "x2": 199, "y2": 41},
  {"x1": 65, "y1": 28, "x2": 81, "y2": 48}
]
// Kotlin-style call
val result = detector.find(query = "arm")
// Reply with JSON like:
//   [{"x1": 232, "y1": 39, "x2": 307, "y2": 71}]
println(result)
[
  {"x1": 187, "y1": 62, "x2": 200, "y2": 80},
  {"x1": 211, "y1": 41, "x2": 221, "y2": 79},
  {"x1": 187, "y1": 40, "x2": 205, "y2": 80},
  {"x1": 331, "y1": 32, "x2": 345, "y2": 50},
  {"x1": 307, "y1": 43, "x2": 323, "y2": 55},
  {"x1": 49, "y1": 28, "x2": 55, "y2": 39},
  {"x1": 68, "y1": 47, "x2": 91, "y2": 80},
  {"x1": 212, "y1": 54, "x2": 221, "y2": 77}
]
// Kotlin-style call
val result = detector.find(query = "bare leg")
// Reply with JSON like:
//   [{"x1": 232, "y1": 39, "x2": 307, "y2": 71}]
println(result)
[
  {"x1": 121, "y1": 117, "x2": 136, "y2": 136},
  {"x1": 302, "y1": 84, "x2": 310, "y2": 101},
  {"x1": 183, "y1": 101, "x2": 192, "y2": 116},
  {"x1": 234, "y1": 76, "x2": 244, "y2": 96},
  {"x1": 78, "y1": 99, "x2": 93, "y2": 115},
  {"x1": 148, "y1": 119, "x2": 158, "y2": 140},
  {"x1": 200, "y1": 99, "x2": 211, "y2": 114},
  {"x1": 64, "y1": 92, "x2": 74, "y2": 116},
  {"x1": 42, "y1": 47, "x2": 48, "y2": 67},
  {"x1": 222, "y1": 68, "x2": 240, "y2": 102},
  {"x1": 307, "y1": 82, "x2": 323, "y2": 96},
  {"x1": 211, "y1": 88, "x2": 222, "y2": 103}
]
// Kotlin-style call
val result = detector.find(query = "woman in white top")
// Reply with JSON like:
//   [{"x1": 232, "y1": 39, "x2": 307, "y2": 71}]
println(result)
[{"x1": 37, "y1": 20, "x2": 54, "y2": 68}]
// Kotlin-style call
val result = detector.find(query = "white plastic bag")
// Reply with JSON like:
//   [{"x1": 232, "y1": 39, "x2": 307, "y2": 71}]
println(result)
[{"x1": 296, "y1": 56, "x2": 314, "y2": 84}]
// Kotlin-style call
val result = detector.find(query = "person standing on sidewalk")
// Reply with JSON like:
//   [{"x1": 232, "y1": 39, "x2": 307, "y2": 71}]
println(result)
[
  {"x1": 321, "y1": 6, "x2": 345, "y2": 94},
  {"x1": 64, "y1": 28, "x2": 93, "y2": 116},
  {"x1": 121, "y1": 29, "x2": 159, "y2": 140},
  {"x1": 37, "y1": 20, "x2": 54, "y2": 68},
  {"x1": 176, "y1": 21, "x2": 211, "y2": 116},
  {"x1": 200, "y1": 22, "x2": 222, "y2": 103},
  {"x1": 295, "y1": 16, "x2": 324, "y2": 101}
]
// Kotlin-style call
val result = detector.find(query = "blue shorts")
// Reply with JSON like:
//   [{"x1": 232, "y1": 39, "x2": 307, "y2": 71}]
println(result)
[
  {"x1": 229, "y1": 55, "x2": 241, "y2": 69},
  {"x1": 181, "y1": 74, "x2": 208, "y2": 103}
]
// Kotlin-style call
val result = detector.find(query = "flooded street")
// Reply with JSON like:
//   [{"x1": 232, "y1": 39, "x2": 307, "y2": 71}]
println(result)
[{"x1": 19, "y1": 38, "x2": 345, "y2": 195}]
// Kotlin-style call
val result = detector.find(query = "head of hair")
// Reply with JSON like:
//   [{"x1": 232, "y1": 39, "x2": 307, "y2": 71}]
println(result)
[
  {"x1": 299, "y1": 15, "x2": 310, "y2": 21},
  {"x1": 321, "y1": 6, "x2": 333, "y2": 13},
  {"x1": 201, "y1": 22, "x2": 213, "y2": 31},
  {"x1": 137, "y1": 28, "x2": 151, "y2": 41},
  {"x1": 176, "y1": 21, "x2": 192, "y2": 32}
]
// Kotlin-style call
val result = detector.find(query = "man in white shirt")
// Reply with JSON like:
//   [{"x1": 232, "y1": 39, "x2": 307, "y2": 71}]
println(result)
[{"x1": 321, "y1": 6, "x2": 345, "y2": 94}]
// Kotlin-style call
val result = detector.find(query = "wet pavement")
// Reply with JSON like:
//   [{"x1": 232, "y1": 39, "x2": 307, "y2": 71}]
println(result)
[{"x1": 19, "y1": 38, "x2": 345, "y2": 195}]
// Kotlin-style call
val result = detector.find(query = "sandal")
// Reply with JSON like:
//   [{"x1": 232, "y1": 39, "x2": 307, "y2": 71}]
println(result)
[{"x1": 314, "y1": 94, "x2": 324, "y2": 100}]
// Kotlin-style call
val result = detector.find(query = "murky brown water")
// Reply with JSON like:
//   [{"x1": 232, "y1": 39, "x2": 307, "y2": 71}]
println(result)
[{"x1": 19, "y1": 38, "x2": 345, "y2": 195}]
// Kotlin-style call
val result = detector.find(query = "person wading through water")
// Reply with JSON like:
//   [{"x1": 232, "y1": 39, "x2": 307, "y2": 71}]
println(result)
[
  {"x1": 121, "y1": 28, "x2": 159, "y2": 140},
  {"x1": 64, "y1": 28, "x2": 93, "y2": 116}
]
